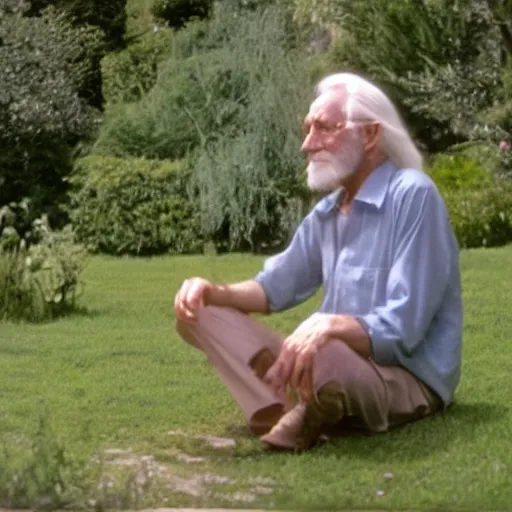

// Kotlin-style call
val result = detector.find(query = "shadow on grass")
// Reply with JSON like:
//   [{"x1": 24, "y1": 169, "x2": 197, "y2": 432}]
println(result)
[
  {"x1": 0, "y1": 305, "x2": 106, "y2": 325},
  {"x1": 327, "y1": 400, "x2": 504, "y2": 462},
  {"x1": 220, "y1": 401, "x2": 503, "y2": 461},
  {"x1": 60, "y1": 304, "x2": 104, "y2": 320}
]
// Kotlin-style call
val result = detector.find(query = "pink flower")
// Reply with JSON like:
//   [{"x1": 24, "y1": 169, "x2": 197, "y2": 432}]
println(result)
[{"x1": 499, "y1": 140, "x2": 510, "y2": 152}]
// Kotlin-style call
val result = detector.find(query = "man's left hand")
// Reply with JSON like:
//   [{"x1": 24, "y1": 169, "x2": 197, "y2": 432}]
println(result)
[{"x1": 264, "y1": 313, "x2": 335, "y2": 402}]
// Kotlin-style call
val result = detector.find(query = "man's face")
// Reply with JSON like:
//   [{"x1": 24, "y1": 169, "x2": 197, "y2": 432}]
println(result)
[{"x1": 301, "y1": 90, "x2": 364, "y2": 192}]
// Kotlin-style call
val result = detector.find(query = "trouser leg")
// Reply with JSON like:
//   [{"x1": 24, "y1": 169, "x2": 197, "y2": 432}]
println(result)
[
  {"x1": 175, "y1": 306, "x2": 287, "y2": 434},
  {"x1": 313, "y1": 340, "x2": 441, "y2": 433}
]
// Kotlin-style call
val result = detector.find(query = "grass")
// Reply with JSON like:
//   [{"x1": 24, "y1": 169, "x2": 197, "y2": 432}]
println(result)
[{"x1": 0, "y1": 245, "x2": 512, "y2": 509}]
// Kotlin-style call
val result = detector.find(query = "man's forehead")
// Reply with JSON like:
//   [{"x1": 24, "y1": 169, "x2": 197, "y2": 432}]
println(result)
[{"x1": 306, "y1": 88, "x2": 348, "y2": 121}]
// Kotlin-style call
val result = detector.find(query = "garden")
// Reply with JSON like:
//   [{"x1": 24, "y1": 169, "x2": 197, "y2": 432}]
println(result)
[{"x1": 1, "y1": 0, "x2": 512, "y2": 509}]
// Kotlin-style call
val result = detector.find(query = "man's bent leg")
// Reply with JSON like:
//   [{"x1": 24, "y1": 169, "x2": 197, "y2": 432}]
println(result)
[
  {"x1": 313, "y1": 341, "x2": 441, "y2": 433},
  {"x1": 262, "y1": 340, "x2": 441, "y2": 449},
  {"x1": 175, "y1": 306, "x2": 287, "y2": 434}
]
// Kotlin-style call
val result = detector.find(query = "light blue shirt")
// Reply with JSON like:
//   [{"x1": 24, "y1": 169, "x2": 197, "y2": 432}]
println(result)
[{"x1": 255, "y1": 160, "x2": 463, "y2": 405}]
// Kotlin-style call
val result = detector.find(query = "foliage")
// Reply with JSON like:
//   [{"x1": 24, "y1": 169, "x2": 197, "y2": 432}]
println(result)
[
  {"x1": 427, "y1": 154, "x2": 512, "y2": 248},
  {"x1": 96, "y1": 2, "x2": 312, "y2": 251},
  {"x1": 443, "y1": 179, "x2": 512, "y2": 248},
  {"x1": 68, "y1": 156, "x2": 202, "y2": 255},
  {"x1": 26, "y1": 0, "x2": 127, "y2": 51},
  {"x1": 150, "y1": 0, "x2": 212, "y2": 29},
  {"x1": 186, "y1": 3, "x2": 312, "y2": 250},
  {"x1": 303, "y1": 0, "x2": 501, "y2": 153},
  {"x1": 0, "y1": 203, "x2": 87, "y2": 323},
  {"x1": 427, "y1": 153, "x2": 494, "y2": 193},
  {"x1": 386, "y1": 46, "x2": 502, "y2": 153},
  {"x1": 0, "y1": 5, "x2": 102, "y2": 225},
  {"x1": 0, "y1": 415, "x2": 88, "y2": 509},
  {"x1": 101, "y1": 27, "x2": 174, "y2": 105},
  {"x1": 93, "y1": 50, "x2": 224, "y2": 160}
]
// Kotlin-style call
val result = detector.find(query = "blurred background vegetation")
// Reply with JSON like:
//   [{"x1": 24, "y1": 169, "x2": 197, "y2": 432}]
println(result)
[{"x1": 2, "y1": 0, "x2": 512, "y2": 321}]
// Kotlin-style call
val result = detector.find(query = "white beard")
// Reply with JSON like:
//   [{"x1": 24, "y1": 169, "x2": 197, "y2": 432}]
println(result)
[{"x1": 306, "y1": 132, "x2": 364, "y2": 192}]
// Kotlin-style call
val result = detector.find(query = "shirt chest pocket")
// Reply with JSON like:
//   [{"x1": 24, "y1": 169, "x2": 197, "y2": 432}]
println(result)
[{"x1": 336, "y1": 266, "x2": 389, "y2": 315}]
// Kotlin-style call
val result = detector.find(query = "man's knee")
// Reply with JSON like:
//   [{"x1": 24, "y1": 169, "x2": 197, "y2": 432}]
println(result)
[
  {"x1": 175, "y1": 305, "x2": 241, "y2": 349},
  {"x1": 315, "y1": 341, "x2": 380, "y2": 395}
]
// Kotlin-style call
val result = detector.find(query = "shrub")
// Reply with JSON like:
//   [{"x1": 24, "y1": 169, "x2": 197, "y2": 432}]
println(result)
[
  {"x1": 101, "y1": 28, "x2": 174, "y2": 105},
  {"x1": 68, "y1": 156, "x2": 202, "y2": 255},
  {"x1": 94, "y1": 48, "x2": 244, "y2": 160},
  {"x1": 427, "y1": 155, "x2": 512, "y2": 248},
  {"x1": 309, "y1": 0, "x2": 500, "y2": 153},
  {"x1": 0, "y1": 5, "x2": 102, "y2": 226},
  {"x1": 95, "y1": 2, "x2": 313, "y2": 251},
  {"x1": 427, "y1": 154, "x2": 494, "y2": 194},
  {"x1": 0, "y1": 207, "x2": 87, "y2": 323},
  {"x1": 442, "y1": 180, "x2": 512, "y2": 249},
  {"x1": 27, "y1": 0, "x2": 127, "y2": 51},
  {"x1": 186, "y1": 3, "x2": 312, "y2": 251}
]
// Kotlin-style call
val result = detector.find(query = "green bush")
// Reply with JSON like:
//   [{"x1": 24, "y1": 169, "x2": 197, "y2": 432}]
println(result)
[
  {"x1": 314, "y1": 0, "x2": 499, "y2": 153},
  {"x1": 27, "y1": 0, "x2": 127, "y2": 51},
  {"x1": 68, "y1": 156, "x2": 202, "y2": 255},
  {"x1": 101, "y1": 28, "x2": 174, "y2": 105},
  {"x1": 95, "y1": 2, "x2": 312, "y2": 251},
  {"x1": 0, "y1": 5, "x2": 102, "y2": 226},
  {"x1": 182, "y1": 3, "x2": 311, "y2": 251},
  {"x1": 0, "y1": 211, "x2": 87, "y2": 323},
  {"x1": 427, "y1": 154, "x2": 494, "y2": 194},
  {"x1": 443, "y1": 180, "x2": 512, "y2": 249},
  {"x1": 427, "y1": 155, "x2": 512, "y2": 248},
  {"x1": 94, "y1": 47, "x2": 244, "y2": 159}
]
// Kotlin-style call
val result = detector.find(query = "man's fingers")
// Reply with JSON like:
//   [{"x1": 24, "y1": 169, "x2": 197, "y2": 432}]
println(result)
[
  {"x1": 174, "y1": 280, "x2": 200, "y2": 323},
  {"x1": 290, "y1": 348, "x2": 310, "y2": 390},
  {"x1": 185, "y1": 281, "x2": 205, "y2": 312},
  {"x1": 278, "y1": 351, "x2": 296, "y2": 390}
]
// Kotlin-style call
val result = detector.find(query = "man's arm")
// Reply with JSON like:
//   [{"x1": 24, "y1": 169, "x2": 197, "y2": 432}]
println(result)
[
  {"x1": 196, "y1": 211, "x2": 322, "y2": 316},
  {"x1": 324, "y1": 315, "x2": 372, "y2": 358},
  {"x1": 206, "y1": 279, "x2": 270, "y2": 314},
  {"x1": 253, "y1": 213, "x2": 323, "y2": 313}
]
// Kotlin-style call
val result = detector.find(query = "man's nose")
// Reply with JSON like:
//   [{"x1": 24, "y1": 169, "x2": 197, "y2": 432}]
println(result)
[{"x1": 301, "y1": 131, "x2": 321, "y2": 154}]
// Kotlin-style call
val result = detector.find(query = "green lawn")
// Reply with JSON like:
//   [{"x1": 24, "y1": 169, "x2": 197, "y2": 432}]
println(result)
[{"x1": 1, "y1": 246, "x2": 512, "y2": 509}]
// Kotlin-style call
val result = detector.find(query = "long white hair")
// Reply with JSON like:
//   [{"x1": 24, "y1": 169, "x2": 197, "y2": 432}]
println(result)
[{"x1": 315, "y1": 73, "x2": 423, "y2": 171}]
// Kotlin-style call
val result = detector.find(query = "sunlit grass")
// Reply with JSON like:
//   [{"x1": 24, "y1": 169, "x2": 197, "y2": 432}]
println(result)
[{"x1": 1, "y1": 245, "x2": 511, "y2": 509}]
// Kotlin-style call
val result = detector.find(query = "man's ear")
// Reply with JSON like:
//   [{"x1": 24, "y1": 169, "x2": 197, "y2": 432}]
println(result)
[{"x1": 363, "y1": 122, "x2": 382, "y2": 151}]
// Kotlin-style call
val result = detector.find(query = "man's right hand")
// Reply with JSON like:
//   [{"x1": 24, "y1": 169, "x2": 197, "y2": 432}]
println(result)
[{"x1": 174, "y1": 277, "x2": 213, "y2": 324}]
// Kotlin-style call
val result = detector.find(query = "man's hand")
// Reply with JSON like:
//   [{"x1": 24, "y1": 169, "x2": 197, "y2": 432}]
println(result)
[
  {"x1": 264, "y1": 313, "x2": 335, "y2": 402},
  {"x1": 174, "y1": 277, "x2": 213, "y2": 324}
]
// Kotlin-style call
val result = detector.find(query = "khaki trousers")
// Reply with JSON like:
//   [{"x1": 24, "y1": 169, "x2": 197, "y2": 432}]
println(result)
[{"x1": 176, "y1": 306, "x2": 441, "y2": 436}]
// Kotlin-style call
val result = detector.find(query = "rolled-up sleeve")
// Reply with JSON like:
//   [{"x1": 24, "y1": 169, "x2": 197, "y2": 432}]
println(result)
[
  {"x1": 254, "y1": 213, "x2": 322, "y2": 312},
  {"x1": 359, "y1": 183, "x2": 456, "y2": 365}
]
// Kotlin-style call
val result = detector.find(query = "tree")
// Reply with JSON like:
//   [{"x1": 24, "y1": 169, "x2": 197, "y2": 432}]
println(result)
[{"x1": 0, "y1": 4, "x2": 102, "y2": 224}]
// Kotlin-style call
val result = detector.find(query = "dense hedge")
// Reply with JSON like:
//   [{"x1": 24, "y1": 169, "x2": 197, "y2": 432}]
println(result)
[
  {"x1": 101, "y1": 28, "x2": 174, "y2": 105},
  {"x1": 27, "y1": 0, "x2": 127, "y2": 50},
  {"x1": 68, "y1": 156, "x2": 203, "y2": 255},
  {"x1": 0, "y1": 5, "x2": 103, "y2": 226},
  {"x1": 428, "y1": 154, "x2": 512, "y2": 248}
]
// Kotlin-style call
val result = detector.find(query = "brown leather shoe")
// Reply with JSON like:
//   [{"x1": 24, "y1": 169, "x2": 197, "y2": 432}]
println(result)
[{"x1": 260, "y1": 381, "x2": 345, "y2": 451}]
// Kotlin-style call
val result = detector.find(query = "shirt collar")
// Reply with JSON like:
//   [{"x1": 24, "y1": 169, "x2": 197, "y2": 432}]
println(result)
[
  {"x1": 315, "y1": 159, "x2": 396, "y2": 216},
  {"x1": 353, "y1": 159, "x2": 396, "y2": 209}
]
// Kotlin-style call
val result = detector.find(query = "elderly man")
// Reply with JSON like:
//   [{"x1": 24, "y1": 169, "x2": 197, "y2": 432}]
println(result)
[{"x1": 174, "y1": 73, "x2": 463, "y2": 451}]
